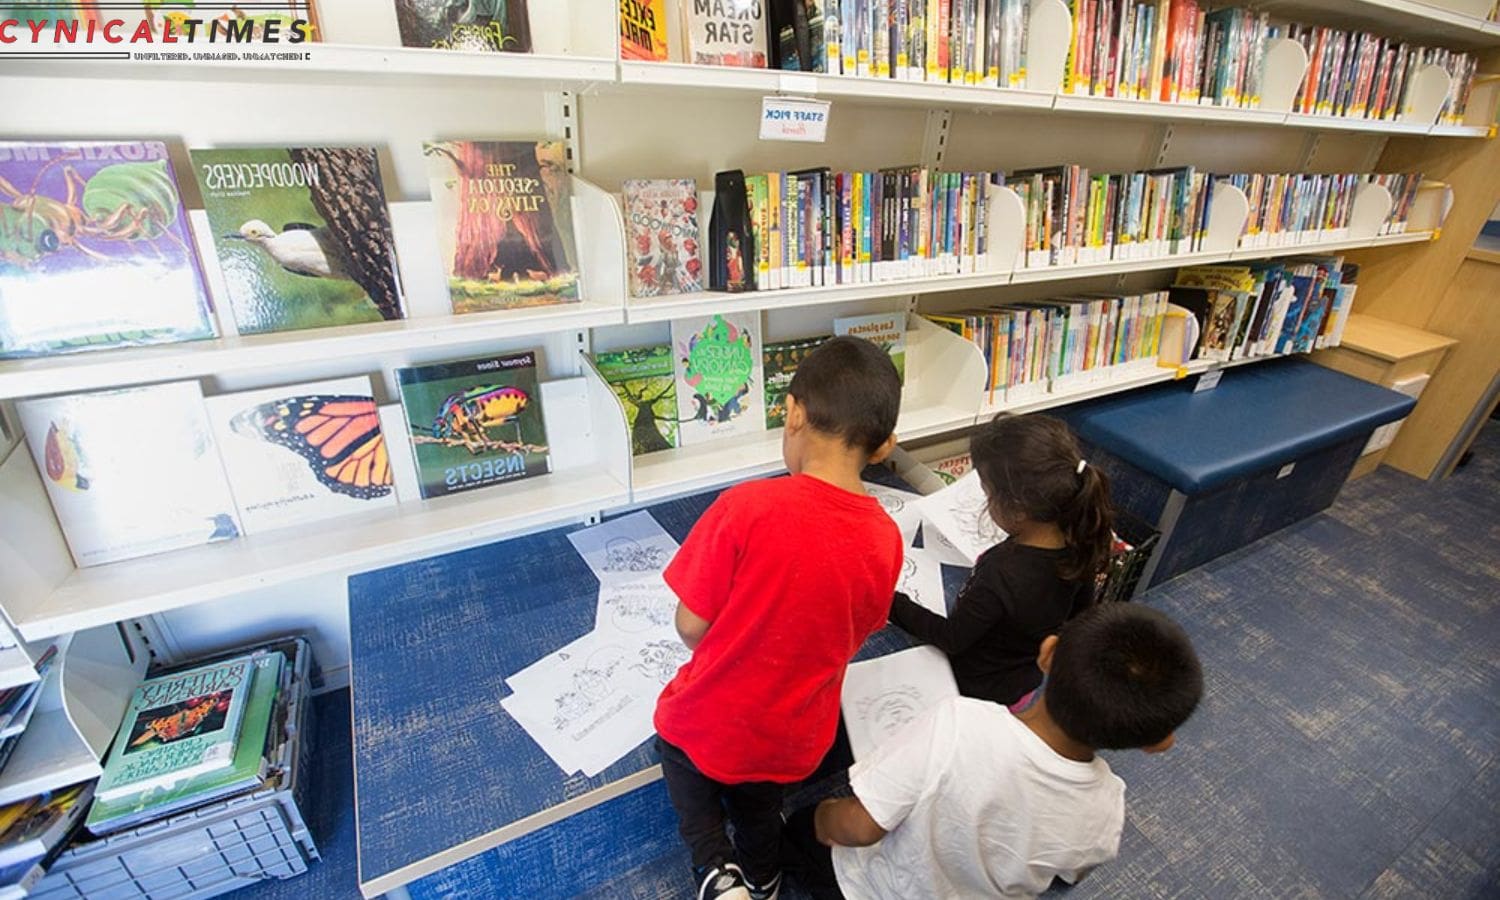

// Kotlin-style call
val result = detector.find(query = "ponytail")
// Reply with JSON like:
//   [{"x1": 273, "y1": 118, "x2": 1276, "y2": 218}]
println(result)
[{"x1": 1058, "y1": 462, "x2": 1115, "y2": 583}]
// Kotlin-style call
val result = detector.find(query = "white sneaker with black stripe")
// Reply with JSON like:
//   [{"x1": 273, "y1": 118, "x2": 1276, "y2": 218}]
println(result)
[
  {"x1": 697, "y1": 862, "x2": 751, "y2": 900},
  {"x1": 746, "y1": 870, "x2": 782, "y2": 900}
]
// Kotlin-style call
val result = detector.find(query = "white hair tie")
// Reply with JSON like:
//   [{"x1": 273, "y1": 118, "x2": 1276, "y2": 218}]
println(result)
[{"x1": 1077, "y1": 459, "x2": 1088, "y2": 475}]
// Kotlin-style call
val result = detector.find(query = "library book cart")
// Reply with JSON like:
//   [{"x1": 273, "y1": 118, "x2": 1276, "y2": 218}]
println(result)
[{"x1": 1, "y1": 0, "x2": 1498, "y2": 896}]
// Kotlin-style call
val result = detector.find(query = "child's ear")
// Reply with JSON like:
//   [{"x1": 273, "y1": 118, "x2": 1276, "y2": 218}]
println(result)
[
  {"x1": 867, "y1": 433, "x2": 897, "y2": 465},
  {"x1": 1142, "y1": 733, "x2": 1176, "y2": 754},
  {"x1": 785, "y1": 394, "x2": 805, "y2": 433},
  {"x1": 1036, "y1": 634, "x2": 1059, "y2": 674}
]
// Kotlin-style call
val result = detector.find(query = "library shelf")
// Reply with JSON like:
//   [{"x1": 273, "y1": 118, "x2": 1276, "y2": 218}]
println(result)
[
  {"x1": 0, "y1": 645, "x2": 38, "y2": 694},
  {"x1": 1051, "y1": 93, "x2": 1288, "y2": 126},
  {"x1": 0, "y1": 709, "x2": 100, "y2": 808}
]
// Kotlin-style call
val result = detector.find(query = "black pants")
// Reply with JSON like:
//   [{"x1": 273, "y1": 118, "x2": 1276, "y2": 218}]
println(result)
[
  {"x1": 657, "y1": 738, "x2": 784, "y2": 884},
  {"x1": 780, "y1": 804, "x2": 846, "y2": 899}
]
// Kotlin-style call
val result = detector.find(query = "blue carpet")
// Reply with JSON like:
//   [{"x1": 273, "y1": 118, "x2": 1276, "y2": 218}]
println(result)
[{"x1": 228, "y1": 426, "x2": 1499, "y2": 899}]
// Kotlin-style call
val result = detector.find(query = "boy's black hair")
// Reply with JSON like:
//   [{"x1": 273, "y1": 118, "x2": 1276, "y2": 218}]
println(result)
[
  {"x1": 1046, "y1": 603, "x2": 1203, "y2": 750},
  {"x1": 786, "y1": 335, "x2": 902, "y2": 455}
]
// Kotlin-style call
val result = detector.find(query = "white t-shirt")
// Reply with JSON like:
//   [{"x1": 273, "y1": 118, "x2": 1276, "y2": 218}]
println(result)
[{"x1": 831, "y1": 697, "x2": 1125, "y2": 900}]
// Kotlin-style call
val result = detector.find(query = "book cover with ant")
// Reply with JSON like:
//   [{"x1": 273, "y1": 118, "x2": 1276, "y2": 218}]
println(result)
[
  {"x1": 0, "y1": 141, "x2": 216, "y2": 359},
  {"x1": 191, "y1": 146, "x2": 406, "y2": 336}
]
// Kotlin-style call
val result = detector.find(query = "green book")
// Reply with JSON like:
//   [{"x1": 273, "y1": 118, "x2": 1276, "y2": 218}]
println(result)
[
  {"x1": 762, "y1": 336, "x2": 828, "y2": 430},
  {"x1": 85, "y1": 652, "x2": 285, "y2": 836},
  {"x1": 594, "y1": 346, "x2": 679, "y2": 456}
]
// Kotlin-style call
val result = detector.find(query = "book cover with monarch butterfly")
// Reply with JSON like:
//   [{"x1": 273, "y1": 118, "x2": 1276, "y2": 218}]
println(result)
[
  {"x1": 205, "y1": 376, "x2": 397, "y2": 535},
  {"x1": 395, "y1": 350, "x2": 551, "y2": 500},
  {"x1": 16, "y1": 382, "x2": 240, "y2": 568}
]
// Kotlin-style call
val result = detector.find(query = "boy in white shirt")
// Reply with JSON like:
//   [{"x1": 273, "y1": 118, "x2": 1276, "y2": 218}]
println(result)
[{"x1": 800, "y1": 603, "x2": 1203, "y2": 899}]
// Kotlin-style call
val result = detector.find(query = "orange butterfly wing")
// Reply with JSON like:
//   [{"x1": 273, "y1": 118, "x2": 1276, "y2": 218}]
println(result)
[{"x1": 234, "y1": 396, "x2": 393, "y2": 500}]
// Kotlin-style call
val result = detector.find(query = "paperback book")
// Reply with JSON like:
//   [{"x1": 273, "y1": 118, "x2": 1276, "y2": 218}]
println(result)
[
  {"x1": 671, "y1": 312, "x2": 766, "y2": 445},
  {"x1": 763, "y1": 335, "x2": 827, "y2": 429},
  {"x1": 206, "y1": 376, "x2": 396, "y2": 535},
  {"x1": 396, "y1": 351, "x2": 552, "y2": 499},
  {"x1": 17, "y1": 382, "x2": 241, "y2": 568},
  {"x1": 192, "y1": 146, "x2": 405, "y2": 335},
  {"x1": 834, "y1": 311, "x2": 906, "y2": 382},
  {"x1": 621, "y1": 0, "x2": 670, "y2": 60},
  {"x1": 594, "y1": 346, "x2": 680, "y2": 456},
  {"x1": 0, "y1": 783, "x2": 91, "y2": 871},
  {"x1": 424, "y1": 140, "x2": 580, "y2": 312},
  {"x1": 623, "y1": 179, "x2": 704, "y2": 297},
  {"x1": 394, "y1": 0, "x2": 531, "y2": 51},
  {"x1": 86, "y1": 651, "x2": 286, "y2": 836},
  {"x1": 684, "y1": 0, "x2": 769, "y2": 66},
  {"x1": 0, "y1": 141, "x2": 216, "y2": 359}
]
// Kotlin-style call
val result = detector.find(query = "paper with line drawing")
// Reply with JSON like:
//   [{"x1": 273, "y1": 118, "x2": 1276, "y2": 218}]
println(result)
[
  {"x1": 898, "y1": 546, "x2": 947, "y2": 617},
  {"x1": 864, "y1": 481, "x2": 923, "y2": 546},
  {"x1": 841, "y1": 646, "x2": 959, "y2": 761},
  {"x1": 566, "y1": 510, "x2": 679, "y2": 586},
  {"x1": 915, "y1": 470, "x2": 1008, "y2": 566}
]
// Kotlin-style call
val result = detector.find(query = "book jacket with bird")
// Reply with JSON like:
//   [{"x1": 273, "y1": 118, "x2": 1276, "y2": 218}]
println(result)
[
  {"x1": 395, "y1": 351, "x2": 551, "y2": 499},
  {"x1": 192, "y1": 146, "x2": 405, "y2": 335}
]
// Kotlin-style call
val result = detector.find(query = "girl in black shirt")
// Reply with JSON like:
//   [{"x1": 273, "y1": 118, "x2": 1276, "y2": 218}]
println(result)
[{"x1": 890, "y1": 414, "x2": 1115, "y2": 706}]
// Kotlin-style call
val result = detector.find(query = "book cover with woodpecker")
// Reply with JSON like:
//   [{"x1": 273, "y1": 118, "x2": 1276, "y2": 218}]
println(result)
[
  {"x1": 594, "y1": 345, "x2": 679, "y2": 456},
  {"x1": 623, "y1": 179, "x2": 703, "y2": 298},
  {"x1": 395, "y1": 350, "x2": 551, "y2": 499},
  {"x1": 424, "y1": 140, "x2": 580, "y2": 313},
  {"x1": 15, "y1": 382, "x2": 242, "y2": 568},
  {"x1": 0, "y1": 141, "x2": 216, "y2": 359},
  {"x1": 205, "y1": 375, "x2": 397, "y2": 535},
  {"x1": 394, "y1": 0, "x2": 531, "y2": 51},
  {"x1": 671, "y1": 312, "x2": 766, "y2": 446},
  {"x1": 191, "y1": 147, "x2": 405, "y2": 336}
]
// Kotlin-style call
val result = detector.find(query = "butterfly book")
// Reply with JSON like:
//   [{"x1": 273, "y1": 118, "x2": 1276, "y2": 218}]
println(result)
[
  {"x1": 424, "y1": 140, "x2": 580, "y2": 313},
  {"x1": 0, "y1": 783, "x2": 92, "y2": 872},
  {"x1": 594, "y1": 345, "x2": 679, "y2": 456},
  {"x1": 396, "y1": 351, "x2": 552, "y2": 500},
  {"x1": 684, "y1": 0, "x2": 769, "y2": 66},
  {"x1": 0, "y1": 141, "x2": 216, "y2": 360},
  {"x1": 671, "y1": 312, "x2": 766, "y2": 446},
  {"x1": 620, "y1": 0, "x2": 669, "y2": 60},
  {"x1": 762, "y1": 335, "x2": 827, "y2": 429},
  {"x1": 393, "y1": 0, "x2": 531, "y2": 51},
  {"x1": 206, "y1": 376, "x2": 396, "y2": 535},
  {"x1": 87, "y1": 651, "x2": 285, "y2": 836},
  {"x1": 191, "y1": 147, "x2": 404, "y2": 336},
  {"x1": 834, "y1": 312, "x2": 907, "y2": 382},
  {"x1": 623, "y1": 179, "x2": 703, "y2": 298},
  {"x1": 17, "y1": 382, "x2": 241, "y2": 568}
]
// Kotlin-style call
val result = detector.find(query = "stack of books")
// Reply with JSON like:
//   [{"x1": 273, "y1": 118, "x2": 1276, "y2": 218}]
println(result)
[{"x1": 0, "y1": 784, "x2": 93, "y2": 899}]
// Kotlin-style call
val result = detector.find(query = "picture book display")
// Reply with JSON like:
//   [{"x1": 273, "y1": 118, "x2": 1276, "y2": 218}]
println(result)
[
  {"x1": 835, "y1": 312, "x2": 906, "y2": 382},
  {"x1": 394, "y1": 0, "x2": 531, "y2": 51},
  {"x1": 671, "y1": 312, "x2": 766, "y2": 445},
  {"x1": 87, "y1": 651, "x2": 285, "y2": 836},
  {"x1": 684, "y1": 0, "x2": 769, "y2": 66},
  {"x1": 17, "y1": 382, "x2": 241, "y2": 568},
  {"x1": 620, "y1": 0, "x2": 669, "y2": 60},
  {"x1": 424, "y1": 140, "x2": 579, "y2": 312},
  {"x1": 191, "y1": 146, "x2": 404, "y2": 335},
  {"x1": 0, "y1": 141, "x2": 216, "y2": 359},
  {"x1": 396, "y1": 351, "x2": 551, "y2": 499},
  {"x1": 206, "y1": 376, "x2": 396, "y2": 535},
  {"x1": 94, "y1": 657, "x2": 257, "y2": 803},
  {"x1": 623, "y1": 179, "x2": 703, "y2": 298},
  {"x1": 594, "y1": 346, "x2": 680, "y2": 456},
  {"x1": 762, "y1": 335, "x2": 826, "y2": 429}
]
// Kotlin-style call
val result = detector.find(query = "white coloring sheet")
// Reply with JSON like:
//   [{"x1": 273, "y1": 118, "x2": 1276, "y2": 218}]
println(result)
[
  {"x1": 566, "y1": 510, "x2": 680, "y2": 587},
  {"x1": 841, "y1": 646, "x2": 959, "y2": 761},
  {"x1": 915, "y1": 470, "x2": 1008, "y2": 566},
  {"x1": 862, "y1": 481, "x2": 923, "y2": 546},
  {"x1": 899, "y1": 546, "x2": 948, "y2": 617}
]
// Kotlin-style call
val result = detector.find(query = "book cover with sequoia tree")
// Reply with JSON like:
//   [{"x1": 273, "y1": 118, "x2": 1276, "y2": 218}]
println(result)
[{"x1": 424, "y1": 140, "x2": 580, "y2": 313}]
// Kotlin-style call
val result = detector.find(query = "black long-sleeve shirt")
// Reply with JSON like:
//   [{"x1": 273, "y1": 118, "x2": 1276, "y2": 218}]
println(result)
[{"x1": 889, "y1": 542, "x2": 1094, "y2": 705}]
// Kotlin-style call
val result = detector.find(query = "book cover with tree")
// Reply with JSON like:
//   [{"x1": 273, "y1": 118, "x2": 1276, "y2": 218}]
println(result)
[
  {"x1": 595, "y1": 346, "x2": 679, "y2": 456},
  {"x1": 192, "y1": 146, "x2": 405, "y2": 335},
  {"x1": 425, "y1": 140, "x2": 580, "y2": 313},
  {"x1": 394, "y1": 0, "x2": 531, "y2": 51}
]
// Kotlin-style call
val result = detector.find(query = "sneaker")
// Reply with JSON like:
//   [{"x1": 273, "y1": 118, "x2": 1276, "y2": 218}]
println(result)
[
  {"x1": 746, "y1": 870, "x2": 782, "y2": 900},
  {"x1": 696, "y1": 862, "x2": 751, "y2": 900}
]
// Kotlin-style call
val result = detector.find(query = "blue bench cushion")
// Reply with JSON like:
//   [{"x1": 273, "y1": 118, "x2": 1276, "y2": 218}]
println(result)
[{"x1": 1061, "y1": 359, "x2": 1416, "y2": 494}]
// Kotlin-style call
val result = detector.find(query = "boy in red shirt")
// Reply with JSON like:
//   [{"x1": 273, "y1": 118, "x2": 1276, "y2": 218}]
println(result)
[{"x1": 654, "y1": 336, "x2": 906, "y2": 900}]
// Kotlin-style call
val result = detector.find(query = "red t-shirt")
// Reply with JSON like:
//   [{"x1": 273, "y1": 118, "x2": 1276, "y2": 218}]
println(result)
[{"x1": 654, "y1": 474, "x2": 903, "y2": 784}]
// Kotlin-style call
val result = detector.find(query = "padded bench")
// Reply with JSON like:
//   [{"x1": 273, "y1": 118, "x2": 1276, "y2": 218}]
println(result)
[{"x1": 1060, "y1": 358, "x2": 1417, "y2": 592}]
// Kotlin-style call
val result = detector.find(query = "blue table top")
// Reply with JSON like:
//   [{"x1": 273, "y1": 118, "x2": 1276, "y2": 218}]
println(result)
[
  {"x1": 1061, "y1": 358, "x2": 1417, "y2": 494},
  {"x1": 349, "y1": 467, "x2": 943, "y2": 892}
]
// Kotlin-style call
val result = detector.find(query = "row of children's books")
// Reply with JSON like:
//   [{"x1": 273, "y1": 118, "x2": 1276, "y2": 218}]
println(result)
[
  {"x1": 1168, "y1": 259, "x2": 1358, "y2": 364},
  {"x1": 0, "y1": 140, "x2": 579, "y2": 361},
  {"x1": 1285, "y1": 24, "x2": 1480, "y2": 125},
  {"x1": 15, "y1": 352, "x2": 550, "y2": 569},
  {"x1": 595, "y1": 310, "x2": 907, "y2": 455}
]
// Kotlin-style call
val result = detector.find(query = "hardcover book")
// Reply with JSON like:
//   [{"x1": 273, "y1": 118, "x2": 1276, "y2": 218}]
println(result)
[
  {"x1": 191, "y1": 147, "x2": 404, "y2": 335},
  {"x1": 0, "y1": 783, "x2": 91, "y2": 871},
  {"x1": 621, "y1": 0, "x2": 669, "y2": 60},
  {"x1": 206, "y1": 376, "x2": 396, "y2": 535},
  {"x1": 594, "y1": 346, "x2": 680, "y2": 456},
  {"x1": 94, "y1": 657, "x2": 258, "y2": 803},
  {"x1": 709, "y1": 170, "x2": 754, "y2": 292},
  {"x1": 396, "y1": 351, "x2": 551, "y2": 499},
  {"x1": 17, "y1": 382, "x2": 241, "y2": 568},
  {"x1": 86, "y1": 651, "x2": 285, "y2": 836},
  {"x1": 834, "y1": 311, "x2": 907, "y2": 382},
  {"x1": 685, "y1": 0, "x2": 769, "y2": 66},
  {"x1": 671, "y1": 312, "x2": 766, "y2": 445},
  {"x1": 0, "y1": 141, "x2": 216, "y2": 359},
  {"x1": 762, "y1": 335, "x2": 827, "y2": 429},
  {"x1": 623, "y1": 179, "x2": 703, "y2": 298},
  {"x1": 424, "y1": 140, "x2": 580, "y2": 313},
  {"x1": 393, "y1": 0, "x2": 531, "y2": 51}
]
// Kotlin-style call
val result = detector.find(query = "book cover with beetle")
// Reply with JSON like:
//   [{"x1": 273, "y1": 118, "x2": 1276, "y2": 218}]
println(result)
[
  {"x1": 394, "y1": 0, "x2": 531, "y2": 51},
  {"x1": 192, "y1": 147, "x2": 405, "y2": 335}
]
